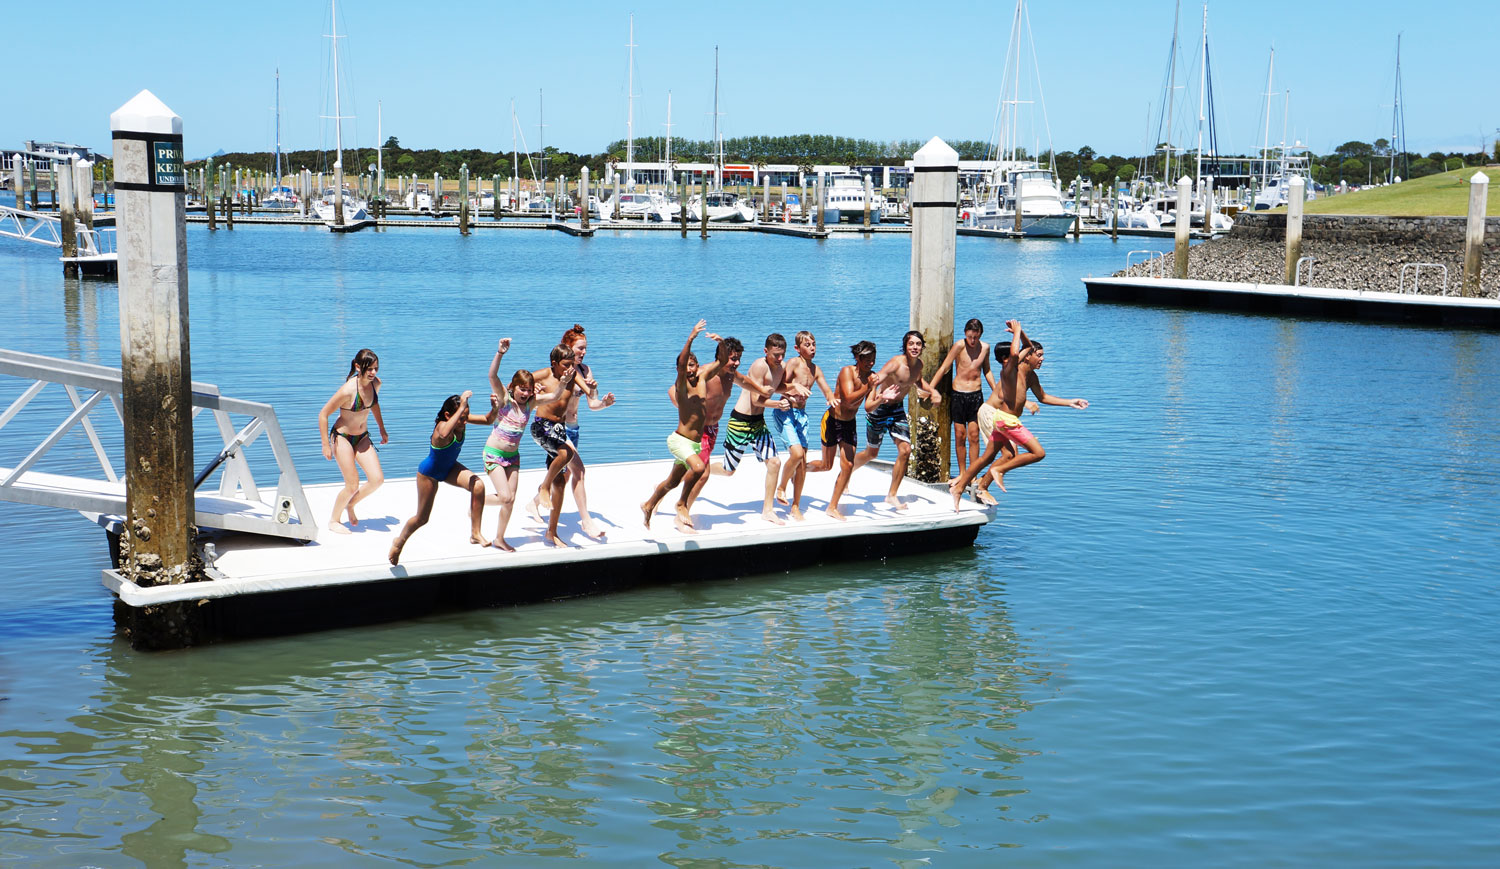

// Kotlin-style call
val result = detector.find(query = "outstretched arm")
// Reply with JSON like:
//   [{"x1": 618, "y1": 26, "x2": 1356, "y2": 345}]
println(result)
[
  {"x1": 537, "y1": 366, "x2": 580, "y2": 404},
  {"x1": 813, "y1": 365, "x2": 839, "y2": 411},
  {"x1": 488, "y1": 338, "x2": 511, "y2": 401},
  {"x1": 1027, "y1": 371, "x2": 1088, "y2": 409},
  {"x1": 929, "y1": 342, "x2": 963, "y2": 390},
  {"x1": 678, "y1": 320, "x2": 705, "y2": 376}
]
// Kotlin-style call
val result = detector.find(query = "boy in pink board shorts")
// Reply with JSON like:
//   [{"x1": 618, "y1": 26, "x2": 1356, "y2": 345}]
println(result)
[{"x1": 948, "y1": 320, "x2": 1088, "y2": 511}]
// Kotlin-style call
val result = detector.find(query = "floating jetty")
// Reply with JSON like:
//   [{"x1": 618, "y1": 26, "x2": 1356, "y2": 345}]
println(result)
[
  {"x1": 1082, "y1": 275, "x2": 1500, "y2": 328},
  {"x1": 103, "y1": 459, "x2": 993, "y2": 646}
]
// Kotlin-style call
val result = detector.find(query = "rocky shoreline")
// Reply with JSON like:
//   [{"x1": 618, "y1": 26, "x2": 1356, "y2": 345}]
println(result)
[{"x1": 1113, "y1": 214, "x2": 1499, "y2": 298}]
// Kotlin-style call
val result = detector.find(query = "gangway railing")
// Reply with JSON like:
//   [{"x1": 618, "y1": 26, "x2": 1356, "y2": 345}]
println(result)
[
  {"x1": 0, "y1": 348, "x2": 317, "y2": 541},
  {"x1": 1295, "y1": 256, "x2": 1317, "y2": 287},
  {"x1": 0, "y1": 203, "x2": 116, "y2": 259},
  {"x1": 1398, "y1": 263, "x2": 1450, "y2": 296},
  {"x1": 1125, "y1": 250, "x2": 1167, "y2": 278}
]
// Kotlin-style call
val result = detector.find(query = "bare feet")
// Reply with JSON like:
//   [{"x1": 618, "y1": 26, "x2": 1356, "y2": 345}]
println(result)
[
  {"x1": 346, "y1": 505, "x2": 359, "y2": 526},
  {"x1": 790, "y1": 505, "x2": 805, "y2": 522},
  {"x1": 973, "y1": 486, "x2": 998, "y2": 507},
  {"x1": 673, "y1": 514, "x2": 697, "y2": 535},
  {"x1": 387, "y1": 538, "x2": 405, "y2": 566},
  {"x1": 774, "y1": 489, "x2": 789, "y2": 506},
  {"x1": 525, "y1": 495, "x2": 543, "y2": 523},
  {"x1": 328, "y1": 522, "x2": 352, "y2": 535},
  {"x1": 487, "y1": 538, "x2": 516, "y2": 552},
  {"x1": 641, "y1": 501, "x2": 654, "y2": 529},
  {"x1": 470, "y1": 533, "x2": 491, "y2": 547},
  {"x1": 991, "y1": 469, "x2": 1008, "y2": 493},
  {"x1": 581, "y1": 519, "x2": 607, "y2": 540},
  {"x1": 761, "y1": 509, "x2": 785, "y2": 526},
  {"x1": 543, "y1": 532, "x2": 569, "y2": 548},
  {"x1": 950, "y1": 483, "x2": 964, "y2": 513},
  {"x1": 825, "y1": 505, "x2": 847, "y2": 521},
  {"x1": 884, "y1": 495, "x2": 908, "y2": 511}
]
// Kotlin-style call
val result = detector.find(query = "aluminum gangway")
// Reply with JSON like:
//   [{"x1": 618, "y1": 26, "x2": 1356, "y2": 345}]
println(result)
[
  {"x1": 0, "y1": 348, "x2": 317, "y2": 542},
  {"x1": 0, "y1": 203, "x2": 117, "y2": 274}
]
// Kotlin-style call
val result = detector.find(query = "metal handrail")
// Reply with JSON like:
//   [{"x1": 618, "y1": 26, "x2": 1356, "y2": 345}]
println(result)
[
  {"x1": 0, "y1": 348, "x2": 316, "y2": 540},
  {"x1": 1126, "y1": 249, "x2": 1167, "y2": 278},
  {"x1": 1295, "y1": 256, "x2": 1317, "y2": 287},
  {"x1": 1398, "y1": 263, "x2": 1449, "y2": 296}
]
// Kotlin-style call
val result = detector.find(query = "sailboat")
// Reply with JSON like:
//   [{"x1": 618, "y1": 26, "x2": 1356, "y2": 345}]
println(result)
[
  {"x1": 262, "y1": 68, "x2": 299, "y2": 210},
  {"x1": 313, "y1": 0, "x2": 369, "y2": 228},
  {"x1": 965, "y1": 0, "x2": 1073, "y2": 237}
]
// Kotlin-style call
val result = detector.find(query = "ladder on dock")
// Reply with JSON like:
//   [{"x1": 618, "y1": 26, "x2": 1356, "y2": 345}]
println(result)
[
  {"x1": 0, "y1": 348, "x2": 317, "y2": 541},
  {"x1": 0, "y1": 203, "x2": 118, "y2": 273}
]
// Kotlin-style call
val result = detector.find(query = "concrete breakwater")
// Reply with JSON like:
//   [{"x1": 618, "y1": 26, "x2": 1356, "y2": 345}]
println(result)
[{"x1": 1114, "y1": 212, "x2": 1499, "y2": 297}]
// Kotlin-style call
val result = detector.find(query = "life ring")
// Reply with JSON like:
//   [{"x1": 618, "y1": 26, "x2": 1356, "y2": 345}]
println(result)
[{"x1": 962, "y1": 210, "x2": 971, "y2": 221}]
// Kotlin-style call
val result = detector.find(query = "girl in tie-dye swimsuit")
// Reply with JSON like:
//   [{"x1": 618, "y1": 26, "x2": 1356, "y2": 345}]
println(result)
[{"x1": 482, "y1": 338, "x2": 566, "y2": 552}]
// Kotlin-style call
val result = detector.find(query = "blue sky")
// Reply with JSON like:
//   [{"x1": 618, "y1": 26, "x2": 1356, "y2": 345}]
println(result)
[{"x1": 17, "y1": 0, "x2": 1499, "y2": 160}]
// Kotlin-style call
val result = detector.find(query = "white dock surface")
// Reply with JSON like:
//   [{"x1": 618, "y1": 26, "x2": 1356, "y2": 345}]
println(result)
[{"x1": 104, "y1": 458, "x2": 991, "y2": 607}]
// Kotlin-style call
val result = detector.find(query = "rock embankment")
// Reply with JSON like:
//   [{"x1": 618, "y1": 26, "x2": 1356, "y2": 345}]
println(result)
[{"x1": 1114, "y1": 213, "x2": 1499, "y2": 298}]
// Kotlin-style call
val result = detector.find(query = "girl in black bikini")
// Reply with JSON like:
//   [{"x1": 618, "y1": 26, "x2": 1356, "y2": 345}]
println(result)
[{"x1": 318, "y1": 349, "x2": 389, "y2": 535}]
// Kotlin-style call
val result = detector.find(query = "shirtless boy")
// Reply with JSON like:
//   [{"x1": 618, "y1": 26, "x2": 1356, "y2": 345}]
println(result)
[
  {"x1": 948, "y1": 320, "x2": 1088, "y2": 510},
  {"x1": 772, "y1": 330, "x2": 839, "y2": 520},
  {"x1": 929, "y1": 318, "x2": 998, "y2": 473},
  {"x1": 529, "y1": 345, "x2": 581, "y2": 546},
  {"x1": 817, "y1": 341, "x2": 879, "y2": 520},
  {"x1": 666, "y1": 336, "x2": 775, "y2": 525},
  {"x1": 719, "y1": 333, "x2": 800, "y2": 525},
  {"x1": 851, "y1": 330, "x2": 938, "y2": 510},
  {"x1": 642, "y1": 320, "x2": 731, "y2": 534},
  {"x1": 968, "y1": 341, "x2": 1039, "y2": 505}
]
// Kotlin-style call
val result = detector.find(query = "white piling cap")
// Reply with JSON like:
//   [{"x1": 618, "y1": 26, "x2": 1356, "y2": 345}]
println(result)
[
  {"x1": 1472, "y1": 171, "x2": 1490, "y2": 184},
  {"x1": 1290, "y1": 176, "x2": 1305, "y2": 187},
  {"x1": 913, "y1": 137, "x2": 958, "y2": 168},
  {"x1": 1178, "y1": 175, "x2": 1192, "y2": 186},
  {"x1": 109, "y1": 90, "x2": 181, "y2": 135}
]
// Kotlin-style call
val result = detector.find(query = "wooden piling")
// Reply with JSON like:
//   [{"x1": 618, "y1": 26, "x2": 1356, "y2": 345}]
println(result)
[
  {"x1": 332, "y1": 159, "x2": 345, "y2": 226},
  {"x1": 77, "y1": 160, "x2": 95, "y2": 229},
  {"x1": 12, "y1": 159, "x2": 24, "y2": 211},
  {"x1": 28, "y1": 159, "x2": 39, "y2": 209},
  {"x1": 109, "y1": 90, "x2": 199, "y2": 595},
  {"x1": 493, "y1": 174, "x2": 502, "y2": 219},
  {"x1": 1283, "y1": 176, "x2": 1304, "y2": 285},
  {"x1": 680, "y1": 173, "x2": 688, "y2": 237},
  {"x1": 580, "y1": 167, "x2": 591, "y2": 231},
  {"x1": 1462, "y1": 171, "x2": 1489, "y2": 298},
  {"x1": 816, "y1": 173, "x2": 826, "y2": 232},
  {"x1": 1175, "y1": 175, "x2": 1192, "y2": 278},
  {"x1": 1111, "y1": 175, "x2": 1119, "y2": 240},
  {"x1": 863, "y1": 173, "x2": 872, "y2": 228},
  {"x1": 762, "y1": 175, "x2": 771, "y2": 223},
  {"x1": 58, "y1": 156, "x2": 78, "y2": 276},
  {"x1": 612, "y1": 171, "x2": 621, "y2": 220},
  {"x1": 699, "y1": 174, "x2": 709, "y2": 239},
  {"x1": 908, "y1": 138, "x2": 958, "y2": 483},
  {"x1": 224, "y1": 193, "x2": 234, "y2": 230},
  {"x1": 459, "y1": 164, "x2": 470, "y2": 235}
]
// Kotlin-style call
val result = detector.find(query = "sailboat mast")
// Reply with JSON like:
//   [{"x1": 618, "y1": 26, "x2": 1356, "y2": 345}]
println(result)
[
  {"x1": 1196, "y1": 2, "x2": 1206, "y2": 185},
  {"x1": 274, "y1": 67, "x2": 282, "y2": 188},
  {"x1": 713, "y1": 45, "x2": 721, "y2": 190},
  {"x1": 1389, "y1": 34, "x2": 1402, "y2": 184},
  {"x1": 539, "y1": 89, "x2": 545, "y2": 184},
  {"x1": 1165, "y1": 0, "x2": 1178, "y2": 181},
  {"x1": 511, "y1": 98, "x2": 518, "y2": 191},
  {"x1": 376, "y1": 100, "x2": 382, "y2": 195},
  {"x1": 626, "y1": 14, "x2": 635, "y2": 189},
  {"x1": 1260, "y1": 49, "x2": 1275, "y2": 187},
  {"x1": 664, "y1": 92, "x2": 673, "y2": 166},
  {"x1": 331, "y1": 0, "x2": 343, "y2": 167}
]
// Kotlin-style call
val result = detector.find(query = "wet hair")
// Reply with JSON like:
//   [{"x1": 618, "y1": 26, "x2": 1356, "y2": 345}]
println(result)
[
  {"x1": 902, "y1": 330, "x2": 925, "y2": 349},
  {"x1": 964, "y1": 318, "x2": 984, "y2": 334},
  {"x1": 718, "y1": 336, "x2": 744, "y2": 361},
  {"x1": 851, "y1": 340, "x2": 877, "y2": 359},
  {"x1": 346, "y1": 348, "x2": 378, "y2": 380},
  {"x1": 436, "y1": 394, "x2": 462, "y2": 426},
  {"x1": 509, "y1": 368, "x2": 535, "y2": 393},
  {"x1": 550, "y1": 343, "x2": 575, "y2": 365},
  {"x1": 766, "y1": 333, "x2": 787, "y2": 351},
  {"x1": 794, "y1": 330, "x2": 814, "y2": 347},
  {"x1": 996, "y1": 339, "x2": 1041, "y2": 364},
  {"x1": 684, "y1": 351, "x2": 699, "y2": 366},
  {"x1": 561, "y1": 323, "x2": 586, "y2": 349}
]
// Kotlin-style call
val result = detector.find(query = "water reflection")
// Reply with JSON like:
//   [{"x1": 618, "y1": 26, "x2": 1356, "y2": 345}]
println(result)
[{"x1": 0, "y1": 558, "x2": 1043, "y2": 863}]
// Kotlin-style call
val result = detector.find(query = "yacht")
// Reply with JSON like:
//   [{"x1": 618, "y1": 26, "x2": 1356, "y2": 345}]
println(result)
[
  {"x1": 314, "y1": 186, "x2": 368, "y2": 223},
  {"x1": 404, "y1": 183, "x2": 435, "y2": 213},
  {"x1": 822, "y1": 172, "x2": 882, "y2": 224},
  {"x1": 261, "y1": 185, "x2": 299, "y2": 210},
  {"x1": 686, "y1": 191, "x2": 756, "y2": 223},
  {"x1": 964, "y1": 166, "x2": 1075, "y2": 237},
  {"x1": 595, "y1": 190, "x2": 676, "y2": 221}
]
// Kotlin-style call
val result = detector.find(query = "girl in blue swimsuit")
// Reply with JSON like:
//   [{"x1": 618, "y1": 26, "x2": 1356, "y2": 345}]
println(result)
[{"x1": 388, "y1": 390, "x2": 498, "y2": 566}]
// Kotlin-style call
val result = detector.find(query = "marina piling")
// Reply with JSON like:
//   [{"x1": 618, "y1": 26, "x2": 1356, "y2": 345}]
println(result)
[
  {"x1": 1283, "y1": 176, "x2": 1304, "y2": 285},
  {"x1": 12, "y1": 159, "x2": 23, "y2": 210},
  {"x1": 680, "y1": 173, "x2": 688, "y2": 237},
  {"x1": 1072, "y1": 175, "x2": 1082, "y2": 239},
  {"x1": 458, "y1": 164, "x2": 470, "y2": 235},
  {"x1": 763, "y1": 176, "x2": 771, "y2": 223},
  {"x1": 1111, "y1": 175, "x2": 1119, "y2": 241},
  {"x1": 224, "y1": 193, "x2": 233, "y2": 230},
  {"x1": 612, "y1": 172, "x2": 621, "y2": 219},
  {"x1": 1462, "y1": 171, "x2": 1488, "y2": 298},
  {"x1": 77, "y1": 160, "x2": 95, "y2": 229},
  {"x1": 301, "y1": 169, "x2": 311, "y2": 217},
  {"x1": 864, "y1": 173, "x2": 872, "y2": 228},
  {"x1": 58, "y1": 156, "x2": 78, "y2": 276},
  {"x1": 1204, "y1": 175, "x2": 1215, "y2": 234},
  {"x1": 699, "y1": 175, "x2": 708, "y2": 239},
  {"x1": 1175, "y1": 176, "x2": 1191, "y2": 278},
  {"x1": 333, "y1": 159, "x2": 345, "y2": 226},
  {"x1": 579, "y1": 167, "x2": 590, "y2": 231},
  {"x1": 109, "y1": 90, "x2": 200, "y2": 606},
  {"x1": 908, "y1": 138, "x2": 958, "y2": 483},
  {"x1": 28, "y1": 159, "x2": 39, "y2": 209},
  {"x1": 816, "y1": 173, "x2": 825, "y2": 233}
]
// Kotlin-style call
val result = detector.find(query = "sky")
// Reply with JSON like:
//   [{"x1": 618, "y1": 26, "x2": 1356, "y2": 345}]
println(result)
[{"x1": 13, "y1": 0, "x2": 1499, "y2": 162}]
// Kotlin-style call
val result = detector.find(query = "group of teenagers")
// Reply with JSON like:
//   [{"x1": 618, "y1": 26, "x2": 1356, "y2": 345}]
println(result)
[{"x1": 316, "y1": 318, "x2": 1086, "y2": 565}]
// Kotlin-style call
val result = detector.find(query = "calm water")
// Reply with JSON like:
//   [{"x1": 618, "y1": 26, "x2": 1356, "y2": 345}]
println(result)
[{"x1": 2, "y1": 221, "x2": 1498, "y2": 866}]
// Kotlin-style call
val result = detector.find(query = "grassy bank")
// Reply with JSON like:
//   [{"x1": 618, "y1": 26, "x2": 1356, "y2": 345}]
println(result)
[{"x1": 1290, "y1": 165, "x2": 1499, "y2": 217}]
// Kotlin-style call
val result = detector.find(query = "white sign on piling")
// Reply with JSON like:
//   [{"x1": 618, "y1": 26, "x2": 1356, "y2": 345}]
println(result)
[{"x1": 109, "y1": 89, "x2": 195, "y2": 587}]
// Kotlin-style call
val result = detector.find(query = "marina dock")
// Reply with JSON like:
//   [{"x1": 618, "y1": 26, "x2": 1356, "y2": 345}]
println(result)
[
  {"x1": 1082, "y1": 275, "x2": 1500, "y2": 328},
  {"x1": 104, "y1": 459, "x2": 992, "y2": 645}
]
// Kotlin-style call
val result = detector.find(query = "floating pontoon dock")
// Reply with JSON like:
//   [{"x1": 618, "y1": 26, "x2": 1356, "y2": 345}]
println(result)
[
  {"x1": 102, "y1": 458, "x2": 993, "y2": 645},
  {"x1": 1083, "y1": 275, "x2": 1500, "y2": 328}
]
